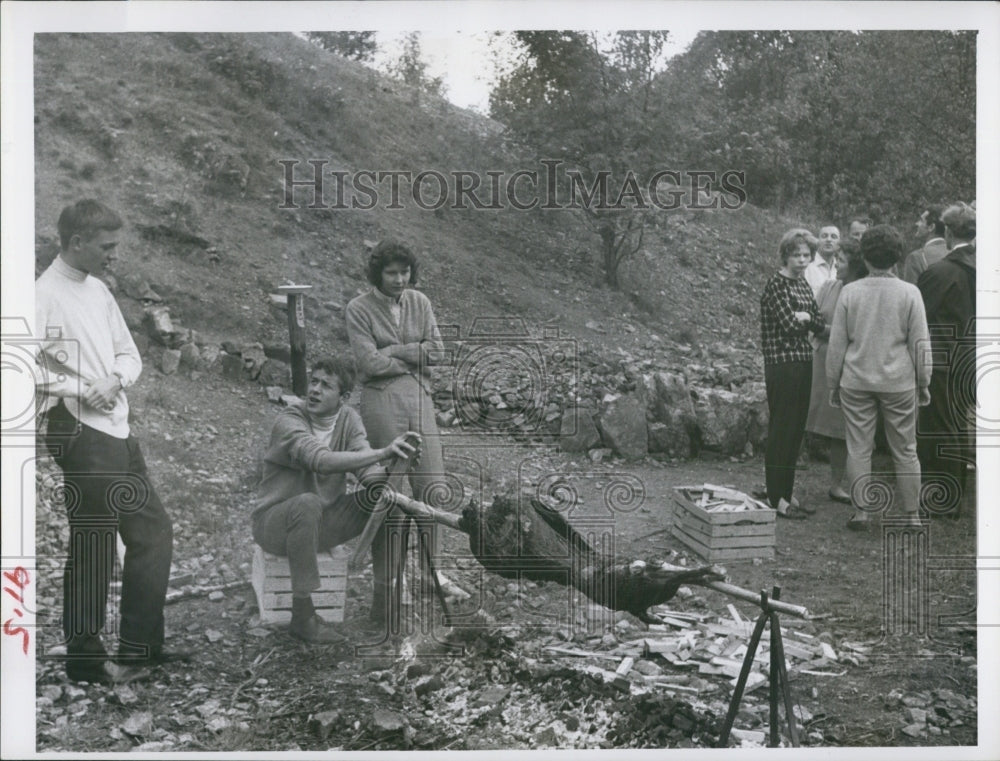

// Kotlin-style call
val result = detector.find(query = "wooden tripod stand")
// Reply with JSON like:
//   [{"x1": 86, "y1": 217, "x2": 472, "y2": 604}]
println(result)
[{"x1": 717, "y1": 585, "x2": 800, "y2": 748}]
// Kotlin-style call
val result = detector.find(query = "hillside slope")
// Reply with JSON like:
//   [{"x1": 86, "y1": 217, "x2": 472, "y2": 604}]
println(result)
[{"x1": 34, "y1": 33, "x2": 810, "y2": 389}]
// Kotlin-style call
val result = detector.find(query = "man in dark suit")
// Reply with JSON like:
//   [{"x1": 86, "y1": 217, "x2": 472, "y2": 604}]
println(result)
[
  {"x1": 901, "y1": 204, "x2": 948, "y2": 284},
  {"x1": 916, "y1": 202, "x2": 976, "y2": 518}
]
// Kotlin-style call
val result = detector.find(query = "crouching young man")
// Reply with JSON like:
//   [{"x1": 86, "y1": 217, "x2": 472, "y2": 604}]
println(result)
[{"x1": 253, "y1": 357, "x2": 419, "y2": 643}]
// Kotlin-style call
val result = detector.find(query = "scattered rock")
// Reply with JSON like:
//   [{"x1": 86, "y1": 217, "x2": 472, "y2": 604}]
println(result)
[
  {"x1": 589, "y1": 448, "x2": 612, "y2": 463},
  {"x1": 160, "y1": 349, "x2": 181, "y2": 375},
  {"x1": 178, "y1": 342, "x2": 200, "y2": 368},
  {"x1": 597, "y1": 395, "x2": 648, "y2": 461},
  {"x1": 208, "y1": 590, "x2": 225, "y2": 602},
  {"x1": 121, "y1": 711, "x2": 153, "y2": 738},
  {"x1": 901, "y1": 723, "x2": 925, "y2": 737},
  {"x1": 221, "y1": 353, "x2": 244, "y2": 380},
  {"x1": 558, "y1": 406, "x2": 601, "y2": 453},
  {"x1": 309, "y1": 710, "x2": 341, "y2": 741},
  {"x1": 414, "y1": 675, "x2": 445, "y2": 697},
  {"x1": 371, "y1": 707, "x2": 408, "y2": 733},
  {"x1": 205, "y1": 629, "x2": 224, "y2": 643},
  {"x1": 905, "y1": 707, "x2": 928, "y2": 725},
  {"x1": 405, "y1": 662, "x2": 430, "y2": 680},
  {"x1": 206, "y1": 716, "x2": 231, "y2": 732}
]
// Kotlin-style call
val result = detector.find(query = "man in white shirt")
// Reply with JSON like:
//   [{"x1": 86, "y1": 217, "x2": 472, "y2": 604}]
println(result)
[
  {"x1": 37, "y1": 200, "x2": 178, "y2": 684},
  {"x1": 804, "y1": 225, "x2": 841, "y2": 295}
]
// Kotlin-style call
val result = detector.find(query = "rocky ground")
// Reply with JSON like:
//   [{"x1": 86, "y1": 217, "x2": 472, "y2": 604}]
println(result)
[{"x1": 32, "y1": 364, "x2": 978, "y2": 752}]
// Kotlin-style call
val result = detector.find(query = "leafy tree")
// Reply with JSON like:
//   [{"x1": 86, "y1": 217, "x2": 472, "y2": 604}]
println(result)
[
  {"x1": 490, "y1": 31, "x2": 671, "y2": 289},
  {"x1": 305, "y1": 31, "x2": 377, "y2": 62},
  {"x1": 649, "y1": 30, "x2": 975, "y2": 223},
  {"x1": 389, "y1": 32, "x2": 445, "y2": 100}
]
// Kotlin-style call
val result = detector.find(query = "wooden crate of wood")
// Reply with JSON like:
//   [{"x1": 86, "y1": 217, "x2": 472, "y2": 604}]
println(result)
[
  {"x1": 670, "y1": 484, "x2": 775, "y2": 562},
  {"x1": 251, "y1": 544, "x2": 349, "y2": 624}
]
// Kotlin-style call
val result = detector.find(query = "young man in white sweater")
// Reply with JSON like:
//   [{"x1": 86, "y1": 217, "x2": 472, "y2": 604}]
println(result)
[{"x1": 36, "y1": 200, "x2": 178, "y2": 684}]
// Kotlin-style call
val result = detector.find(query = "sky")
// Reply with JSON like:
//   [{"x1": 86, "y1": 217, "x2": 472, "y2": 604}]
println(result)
[{"x1": 371, "y1": 30, "x2": 700, "y2": 113}]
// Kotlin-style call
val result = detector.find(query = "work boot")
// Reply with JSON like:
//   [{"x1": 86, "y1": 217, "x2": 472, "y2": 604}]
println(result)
[{"x1": 289, "y1": 596, "x2": 343, "y2": 644}]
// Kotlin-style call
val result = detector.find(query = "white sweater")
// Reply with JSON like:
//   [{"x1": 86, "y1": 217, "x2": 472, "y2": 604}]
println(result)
[{"x1": 35, "y1": 256, "x2": 142, "y2": 438}]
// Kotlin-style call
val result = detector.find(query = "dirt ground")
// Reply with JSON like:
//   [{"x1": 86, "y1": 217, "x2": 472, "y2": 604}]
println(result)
[{"x1": 33, "y1": 369, "x2": 978, "y2": 752}]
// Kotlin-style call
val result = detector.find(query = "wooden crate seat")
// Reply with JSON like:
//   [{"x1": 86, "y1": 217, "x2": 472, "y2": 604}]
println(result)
[{"x1": 251, "y1": 544, "x2": 349, "y2": 624}]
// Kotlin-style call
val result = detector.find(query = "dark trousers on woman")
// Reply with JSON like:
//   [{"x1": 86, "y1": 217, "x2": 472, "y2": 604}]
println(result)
[
  {"x1": 44, "y1": 402, "x2": 173, "y2": 673},
  {"x1": 764, "y1": 361, "x2": 812, "y2": 509}
]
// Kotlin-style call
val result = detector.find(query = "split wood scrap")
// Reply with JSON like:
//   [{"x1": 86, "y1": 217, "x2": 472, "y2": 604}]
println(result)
[{"x1": 458, "y1": 494, "x2": 724, "y2": 624}]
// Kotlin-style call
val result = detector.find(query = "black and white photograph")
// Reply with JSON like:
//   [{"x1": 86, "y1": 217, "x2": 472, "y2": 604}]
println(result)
[{"x1": 1, "y1": 1, "x2": 998, "y2": 757}]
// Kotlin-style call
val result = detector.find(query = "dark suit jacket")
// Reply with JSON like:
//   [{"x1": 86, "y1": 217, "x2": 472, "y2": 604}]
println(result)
[{"x1": 917, "y1": 243, "x2": 976, "y2": 400}]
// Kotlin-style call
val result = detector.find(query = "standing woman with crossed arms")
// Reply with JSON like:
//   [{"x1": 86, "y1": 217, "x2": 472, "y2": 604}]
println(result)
[
  {"x1": 346, "y1": 240, "x2": 446, "y2": 618},
  {"x1": 759, "y1": 228, "x2": 826, "y2": 519}
]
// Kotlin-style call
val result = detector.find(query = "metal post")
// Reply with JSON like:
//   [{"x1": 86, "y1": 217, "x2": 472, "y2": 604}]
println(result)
[{"x1": 276, "y1": 284, "x2": 312, "y2": 397}]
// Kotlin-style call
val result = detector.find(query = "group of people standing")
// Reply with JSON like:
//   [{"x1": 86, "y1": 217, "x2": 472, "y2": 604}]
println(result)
[{"x1": 759, "y1": 204, "x2": 977, "y2": 528}]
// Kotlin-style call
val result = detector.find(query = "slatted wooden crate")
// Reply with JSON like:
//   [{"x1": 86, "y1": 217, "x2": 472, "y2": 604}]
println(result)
[
  {"x1": 251, "y1": 544, "x2": 349, "y2": 624},
  {"x1": 671, "y1": 485, "x2": 775, "y2": 562}
]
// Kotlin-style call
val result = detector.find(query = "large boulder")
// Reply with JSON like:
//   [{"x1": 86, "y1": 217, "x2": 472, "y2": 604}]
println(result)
[
  {"x1": 638, "y1": 372, "x2": 698, "y2": 456},
  {"x1": 597, "y1": 395, "x2": 648, "y2": 461},
  {"x1": 558, "y1": 406, "x2": 602, "y2": 453},
  {"x1": 691, "y1": 386, "x2": 754, "y2": 455}
]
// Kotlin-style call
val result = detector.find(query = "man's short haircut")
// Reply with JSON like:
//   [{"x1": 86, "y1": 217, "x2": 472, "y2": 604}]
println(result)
[
  {"x1": 942, "y1": 202, "x2": 976, "y2": 241},
  {"x1": 921, "y1": 204, "x2": 946, "y2": 237},
  {"x1": 310, "y1": 356, "x2": 356, "y2": 394},
  {"x1": 839, "y1": 237, "x2": 868, "y2": 281},
  {"x1": 859, "y1": 224, "x2": 904, "y2": 270},
  {"x1": 367, "y1": 239, "x2": 419, "y2": 288},
  {"x1": 777, "y1": 228, "x2": 818, "y2": 264},
  {"x1": 848, "y1": 216, "x2": 873, "y2": 230},
  {"x1": 57, "y1": 199, "x2": 123, "y2": 250}
]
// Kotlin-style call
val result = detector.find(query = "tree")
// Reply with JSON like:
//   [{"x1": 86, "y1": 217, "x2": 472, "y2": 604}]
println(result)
[
  {"x1": 305, "y1": 32, "x2": 377, "y2": 62},
  {"x1": 648, "y1": 30, "x2": 975, "y2": 223},
  {"x1": 389, "y1": 32, "x2": 445, "y2": 100},
  {"x1": 490, "y1": 31, "x2": 671, "y2": 289}
]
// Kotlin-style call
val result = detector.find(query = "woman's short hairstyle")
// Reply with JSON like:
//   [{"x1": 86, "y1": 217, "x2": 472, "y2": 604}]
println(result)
[
  {"x1": 942, "y1": 202, "x2": 976, "y2": 241},
  {"x1": 777, "y1": 228, "x2": 818, "y2": 264},
  {"x1": 310, "y1": 355, "x2": 356, "y2": 394},
  {"x1": 367, "y1": 239, "x2": 419, "y2": 288},
  {"x1": 57, "y1": 199, "x2": 123, "y2": 250},
  {"x1": 859, "y1": 224, "x2": 904, "y2": 270},
  {"x1": 839, "y1": 238, "x2": 868, "y2": 282}
]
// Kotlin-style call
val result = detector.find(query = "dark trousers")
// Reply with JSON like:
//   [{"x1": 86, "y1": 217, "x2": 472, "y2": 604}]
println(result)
[
  {"x1": 252, "y1": 490, "x2": 396, "y2": 598},
  {"x1": 45, "y1": 402, "x2": 174, "y2": 661},
  {"x1": 764, "y1": 361, "x2": 812, "y2": 508},
  {"x1": 917, "y1": 370, "x2": 974, "y2": 515}
]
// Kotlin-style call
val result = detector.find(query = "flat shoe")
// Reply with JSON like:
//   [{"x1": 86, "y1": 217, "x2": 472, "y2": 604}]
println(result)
[
  {"x1": 828, "y1": 489, "x2": 851, "y2": 505},
  {"x1": 68, "y1": 661, "x2": 151, "y2": 685},
  {"x1": 790, "y1": 498, "x2": 816, "y2": 515},
  {"x1": 776, "y1": 505, "x2": 808, "y2": 520}
]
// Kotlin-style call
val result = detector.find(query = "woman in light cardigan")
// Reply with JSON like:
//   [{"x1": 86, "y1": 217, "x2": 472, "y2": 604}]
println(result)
[
  {"x1": 345, "y1": 240, "x2": 446, "y2": 616},
  {"x1": 805, "y1": 238, "x2": 867, "y2": 505},
  {"x1": 827, "y1": 225, "x2": 932, "y2": 529}
]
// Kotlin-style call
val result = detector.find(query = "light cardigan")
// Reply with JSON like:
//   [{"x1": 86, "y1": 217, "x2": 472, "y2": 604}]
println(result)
[
  {"x1": 826, "y1": 273, "x2": 931, "y2": 394},
  {"x1": 345, "y1": 287, "x2": 443, "y2": 390},
  {"x1": 35, "y1": 255, "x2": 142, "y2": 438}
]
